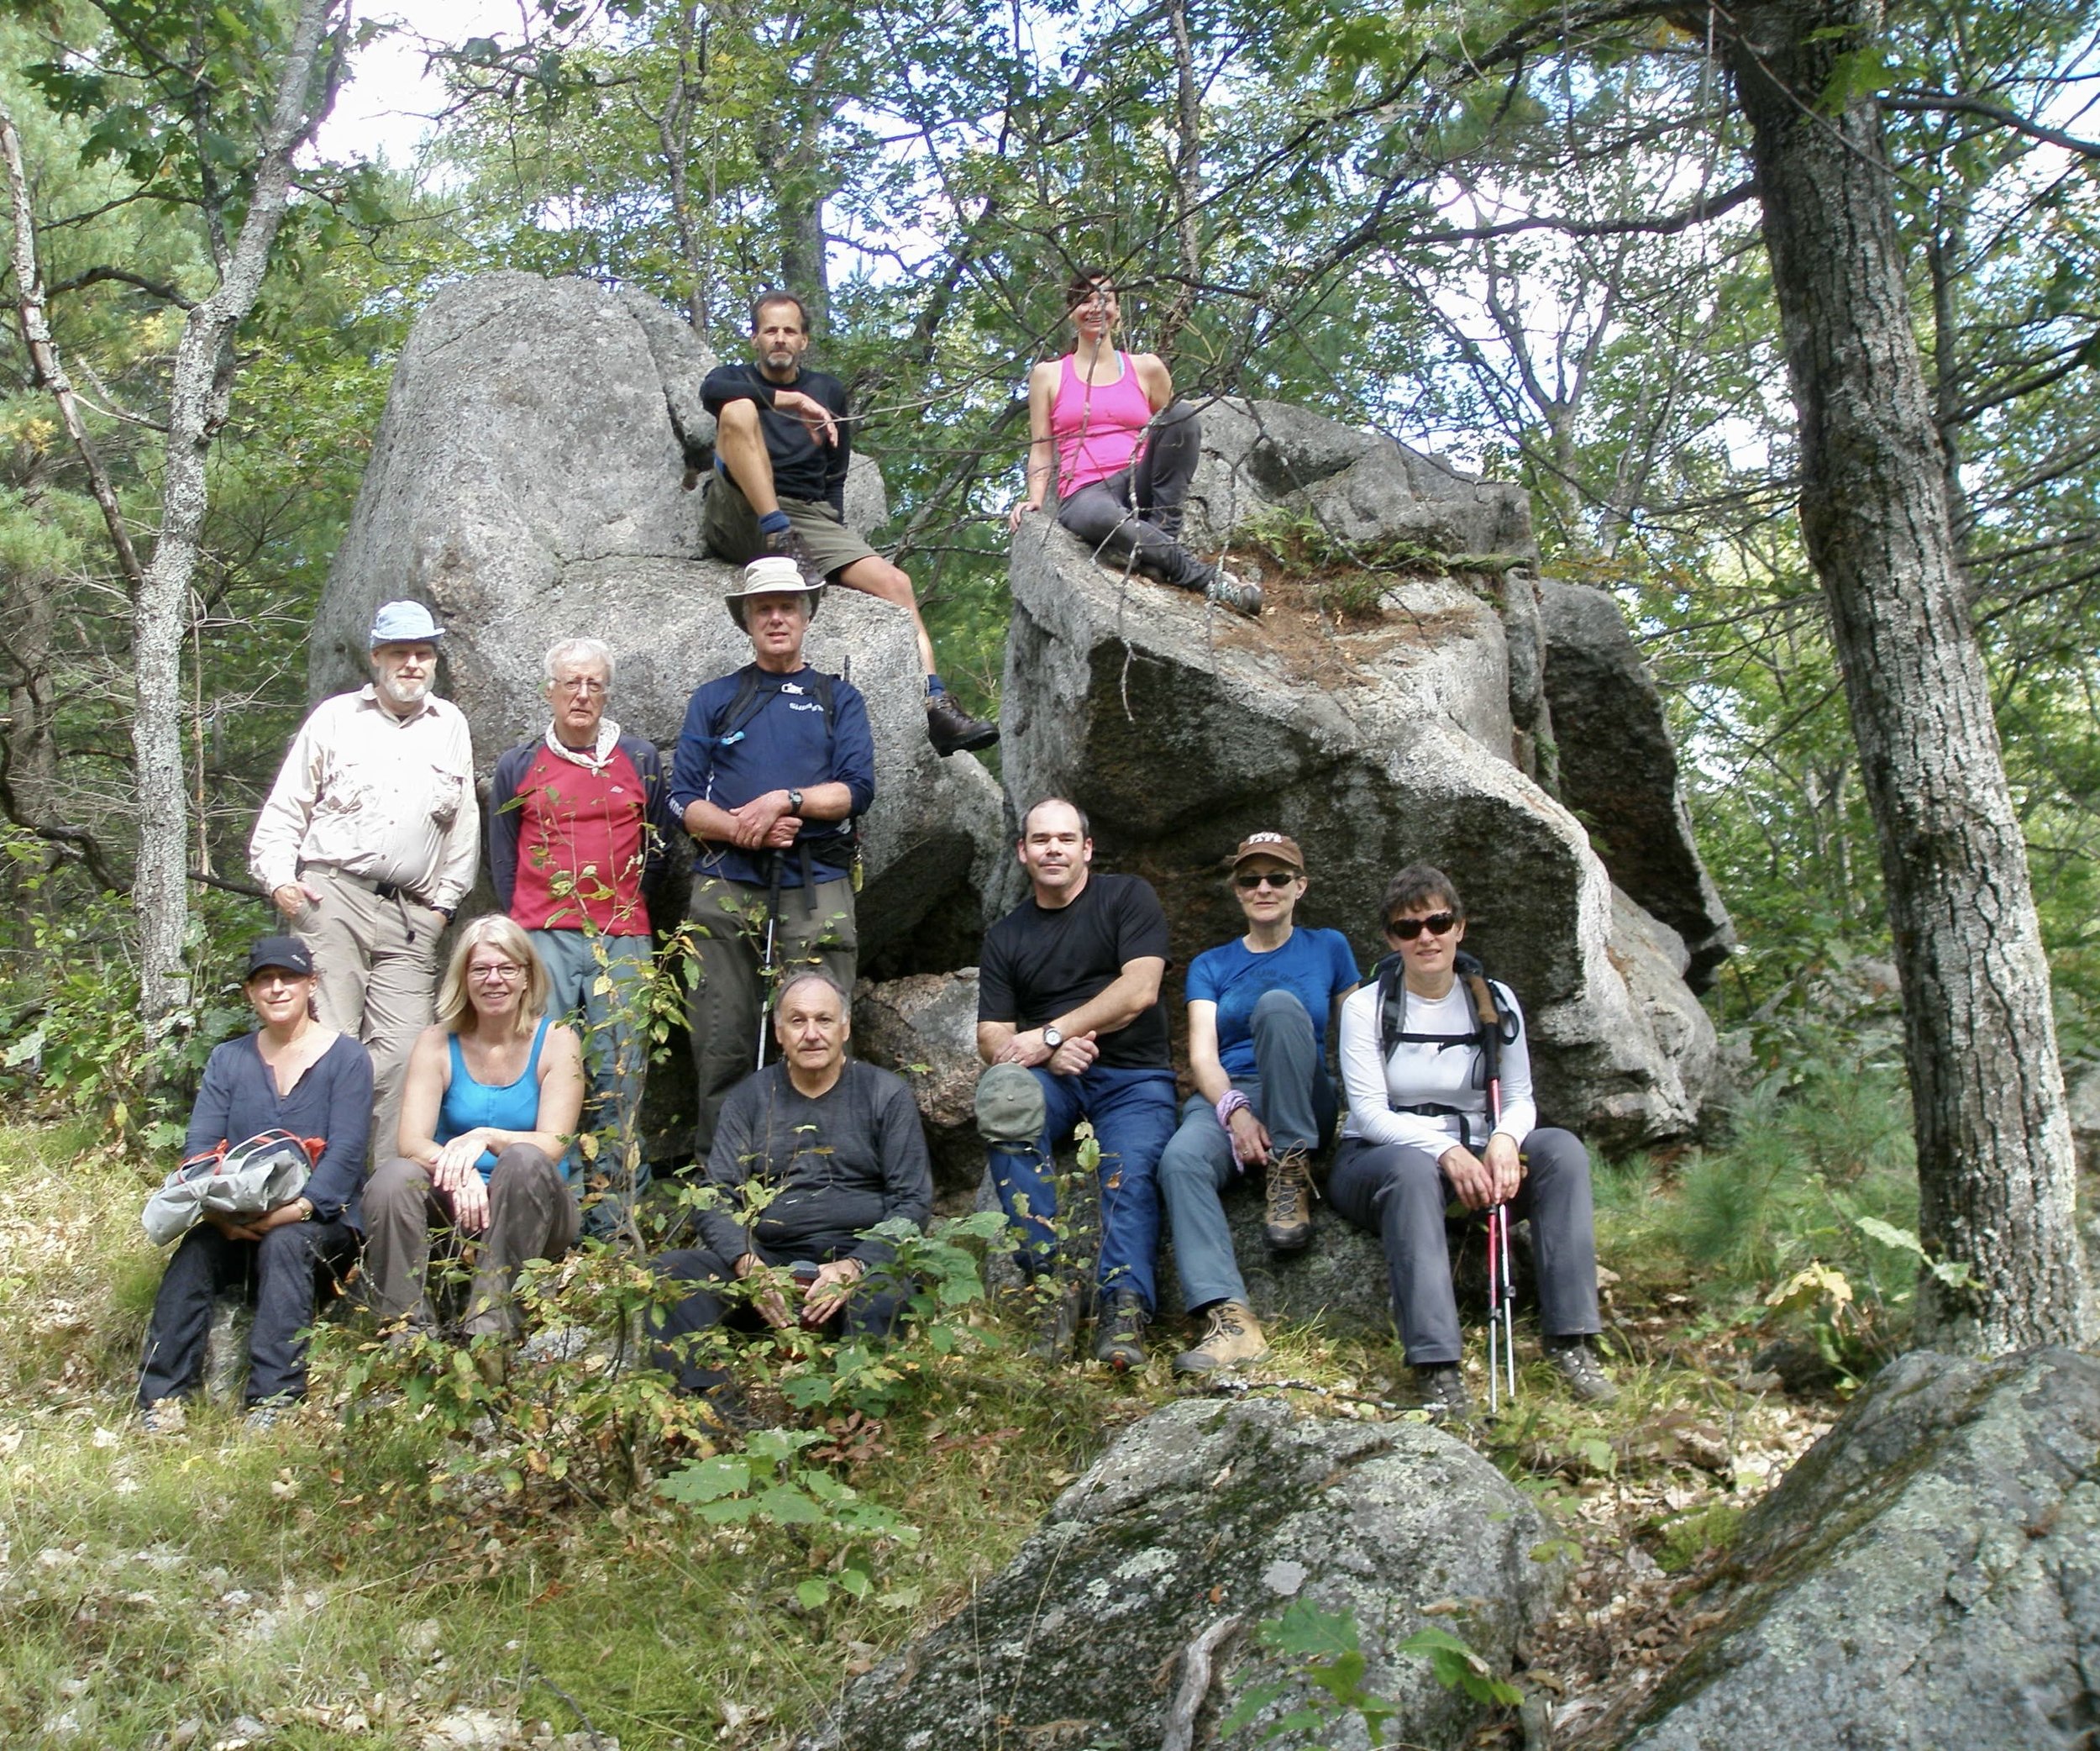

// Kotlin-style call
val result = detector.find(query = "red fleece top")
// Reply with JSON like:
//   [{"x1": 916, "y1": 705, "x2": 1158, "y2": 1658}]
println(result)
[{"x1": 505, "y1": 744, "x2": 654, "y2": 936}]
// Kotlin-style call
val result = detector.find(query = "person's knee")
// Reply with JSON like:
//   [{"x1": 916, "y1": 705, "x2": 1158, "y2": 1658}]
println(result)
[
  {"x1": 1251, "y1": 988, "x2": 1315, "y2": 1036},
  {"x1": 1156, "y1": 1130, "x2": 1210, "y2": 1191},
  {"x1": 717, "y1": 399, "x2": 760, "y2": 438},
  {"x1": 1526, "y1": 1128, "x2": 1589, "y2": 1183},
  {"x1": 366, "y1": 1155, "x2": 429, "y2": 1212},
  {"x1": 839, "y1": 555, "x2": 917, "y2": 608},
  {"x1": 1153, "y1": 399, "x2": 1198, "y2": 435},
  {"x1": 491, "y1": 1142, "x2": 558, "y2": 1186},
  {"x1": 255, "y1": 1223, "x2": 316, "y2": 1270}
]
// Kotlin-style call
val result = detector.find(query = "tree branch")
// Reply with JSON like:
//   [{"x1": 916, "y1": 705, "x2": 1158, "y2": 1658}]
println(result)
[
  {"x1": 1885, "y1": 90, "x2": 2100, "y2": 160},
  {"x1": 45, "y1": 265, "x2": 197, "y2": 308}
]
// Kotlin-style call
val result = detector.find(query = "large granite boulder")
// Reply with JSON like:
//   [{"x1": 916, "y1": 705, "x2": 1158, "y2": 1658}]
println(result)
[
  {"x1": 1000, "y1": 520, "x2": 1716, "y2": 1147},
  {"x1": 1612, "y1": 1347, "x2": 2100, "y2": 1751},
  {"x1": 798, "y1": 1397, "x2": 1569, "y2": 1751},
  {"x1": 308, "y1": 271, "x2": 1003, "y2": 969},
  {"x1": 849, "y1": 970, "x2": 984, "y2": 1210},
  {"x1": 1539, "y1": 579, "x2": 1734, "y2": 987}
]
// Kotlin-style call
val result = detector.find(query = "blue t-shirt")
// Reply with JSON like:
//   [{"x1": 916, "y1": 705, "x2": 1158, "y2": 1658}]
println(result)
[{"x1": 1186, "y1": 928, "x2": 1360, "y2": 1079}]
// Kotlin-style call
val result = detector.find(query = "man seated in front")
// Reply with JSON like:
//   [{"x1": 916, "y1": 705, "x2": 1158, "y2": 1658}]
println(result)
[
  {"x1": 648, "y1": 970, "x2": 934, "y2": 1398},
  {"x1": 696, "y1": 287, "x2": 996, "y2": 759},
  {"x1": 976, "y1": 797, "x2": 1178, "y2": 1371}
]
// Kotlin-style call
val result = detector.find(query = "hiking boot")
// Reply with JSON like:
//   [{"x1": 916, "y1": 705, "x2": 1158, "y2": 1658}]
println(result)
[
  {"x1": 764, "y1": 523, "x2": 828, "y2": 590},
  {"x1": 1023, "y1": 1276, "x2": 1082, "y2": 1364},
  {"x1": 1263, "y1": 1148, "x2": 1315, "y2": 1252},
  {"x1": 1545, "y1": 1336, "x2": 1620, "y2": 1404},
  {"x1": 1093, "y1": 1289, "x2": 1149, "y2": 1373},
  {"x1": 1205, "y1": 565, "x2": 1263, "y2": 618},
  {"x1": 243, "y1": 1396, "x2": 297, "y2": 1433},
  {"x1": 1172, "y1": 1300, "x2": 1268, "y2": 1375},
  {"x1": 926, "y1": 691, "x2": 999, "y2": 757},
  {"x1": 1414, "y1": 1362, "x2": 1473, "y2": 1422},
  {"x1": 139, "y1": 1397, "x2": 187, "y2": 1437}
]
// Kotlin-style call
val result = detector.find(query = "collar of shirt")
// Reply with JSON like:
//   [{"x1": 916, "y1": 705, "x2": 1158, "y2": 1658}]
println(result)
[{"x1": 543, "y1": 717, "x2": 622, "y2": 773}]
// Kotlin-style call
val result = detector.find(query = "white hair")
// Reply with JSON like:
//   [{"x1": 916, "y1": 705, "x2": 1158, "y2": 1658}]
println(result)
[
  {"x1": 774, "y1": 967, "x2": 850, "y2": 1020},
  {"x1": 543, "y1": 638, "x2": 615, "y2": 686}
]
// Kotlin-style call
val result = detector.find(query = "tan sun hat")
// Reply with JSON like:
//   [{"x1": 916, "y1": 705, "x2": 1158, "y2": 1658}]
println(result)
[{"x1": 724, "y1": 555, "x2": 824, "y2": 628}]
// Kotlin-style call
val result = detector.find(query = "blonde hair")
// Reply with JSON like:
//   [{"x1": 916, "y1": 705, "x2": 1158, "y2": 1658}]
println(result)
[{"x1": 436, "y1": 915, "x2": 551, "y2": 1039}]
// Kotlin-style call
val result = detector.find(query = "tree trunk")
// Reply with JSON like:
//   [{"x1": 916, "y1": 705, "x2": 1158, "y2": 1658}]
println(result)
[
  {"x1": 134, "y1": 0, "x2": 346, "y2": 1027},
  {"x1": 1723, "y1": 0, "x2": 2091, "y2": 1347}
]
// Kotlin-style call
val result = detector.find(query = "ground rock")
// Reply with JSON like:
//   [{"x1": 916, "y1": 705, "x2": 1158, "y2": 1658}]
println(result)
[
  {"x1": 1538, "y1": 579, "x2": 1734, "y2": 986},
  {"x1": 1180, "y1": 398, "x2": 1535, "y2": 561},
  {"x1": 1613, "y1": 1346, "x2": 2100, "y2": 1751},
  {"x1": 849, "y1": 971, "x2": 984, "y2": 1210},
  {"x1": 798, "y1": 1397, "x2": 1569, "y2": 1751},
  {"x1": 1001, "y1": 515, "x2": 1714, "y2": 1147},
  {"x1": 2066, "y1": 1061, "x2": 2100, "y2": 1173},
  {"x1": 308, "y1": 271, "x2": 1003, "y2": 969}
]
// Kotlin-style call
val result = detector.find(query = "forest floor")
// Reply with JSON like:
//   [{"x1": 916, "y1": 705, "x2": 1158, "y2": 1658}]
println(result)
[{"x1": 0, "y1": 1119, "x2": 1850, "y2": 1750}]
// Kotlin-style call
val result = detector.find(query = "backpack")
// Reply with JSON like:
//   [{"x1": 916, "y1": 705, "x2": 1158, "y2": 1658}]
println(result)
[
  {"x1": 1373, "y1": 947, "x2": 1520, "y2": 1102},
  {"x1": 706, "y1": 660, "x2": 859, "y2": 867},
  {"x1": 142, "y1": 1128, "x2": 323, "y2": 1246}
]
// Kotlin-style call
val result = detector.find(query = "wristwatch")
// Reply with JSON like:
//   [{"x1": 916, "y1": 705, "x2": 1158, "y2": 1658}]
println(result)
[
  {"x1": 787, "y1": 787, "x2": 805, "y2": 813},
  {"x1": 1042, "y1": 1025, "x2": 1064, "y2": 1050}
]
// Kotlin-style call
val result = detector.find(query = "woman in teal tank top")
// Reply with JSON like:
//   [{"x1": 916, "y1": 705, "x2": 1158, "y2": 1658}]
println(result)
[{"x1": 366, "y1": 916, "x2": 586, "y2": 1341}]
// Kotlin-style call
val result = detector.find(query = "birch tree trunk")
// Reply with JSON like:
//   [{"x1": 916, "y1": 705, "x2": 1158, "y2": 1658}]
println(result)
[
  {"x1": 133, "y1": 0, "x2": 346, "y2": 1026},
  {"x1": 1723, "y1": 0, "x2": 2092, "y2": 1348}
]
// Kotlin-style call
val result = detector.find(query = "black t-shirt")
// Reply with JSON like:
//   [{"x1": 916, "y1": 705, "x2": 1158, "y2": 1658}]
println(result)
[
  {"x1": 700, "y1": 360, "x2": 853, "y2": 513},
  {"x1": 978, "y1": 872, "x2": 1173, "y2": 1070}
]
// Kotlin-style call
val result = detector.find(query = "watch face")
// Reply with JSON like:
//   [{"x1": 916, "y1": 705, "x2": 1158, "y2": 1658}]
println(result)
[{"x1": 1043, "y1": 1027, "x2": 1063, "y2": 1049}]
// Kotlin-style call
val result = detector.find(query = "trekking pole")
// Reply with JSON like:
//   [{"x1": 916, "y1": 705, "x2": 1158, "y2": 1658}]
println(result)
[
  {"x1": 754, "y1": 849, "x2": 784, "y2": 1070},
  {"x1": 1466, "y1": 970, "x2": 1519, "y2": 1411}
]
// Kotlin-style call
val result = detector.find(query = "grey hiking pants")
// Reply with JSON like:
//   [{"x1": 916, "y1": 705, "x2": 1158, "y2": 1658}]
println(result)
[
  {"x1": 1158, "y1": 989, "x2": 1336, "y2": 1312},
  {"x1": 1327, "y1": 1126, "x2": 1599, "y2": 1365},
  {"x1": 1053, "y1": 400, "x2": 1212, "y2": 591},
  {"x1": 363, "y1": 1144, "x2": 580, "y2": 1337}
]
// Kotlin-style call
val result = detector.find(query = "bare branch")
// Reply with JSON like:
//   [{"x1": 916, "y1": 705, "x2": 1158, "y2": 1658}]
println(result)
[{"x1": 45, "y1": 265, "x2": 197, "y2": 308}]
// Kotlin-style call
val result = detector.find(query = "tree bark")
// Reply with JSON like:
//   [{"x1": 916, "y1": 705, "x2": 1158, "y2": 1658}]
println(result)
[
  {"x1": 133, "y1": 0, "x2": 347, "y2": 1026},
  {"x1": 1723, "y1": 0, "x2": 2091, "y2": 1347}
]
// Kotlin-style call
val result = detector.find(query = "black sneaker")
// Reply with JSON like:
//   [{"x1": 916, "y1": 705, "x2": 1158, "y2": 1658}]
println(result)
[
  {"x1": 1545, "y1": 1336, "x2": 1620, "y2": 1404},
  {"x1": 926, "y1": 691, "x2": 998, "y2": 756},
  {"x1": 1415, "y1": 1362, "x2": 1473, "y2": 1422},
  {"x1": 1023, "y1": 1277, "x2": 1082, "y2": 1364},
  {"x1": 1093, "y1": 1289, "x2": 1148, "y2": 1373}
]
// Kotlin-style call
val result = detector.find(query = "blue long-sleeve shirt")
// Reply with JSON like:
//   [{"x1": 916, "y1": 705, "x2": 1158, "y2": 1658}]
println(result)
[
  {"x1": 184, "y1": 1031, "x2": 373, "y2": 1228},
  {"x1": 667, "y1": 664, "x2": 876, "y2": 888}
]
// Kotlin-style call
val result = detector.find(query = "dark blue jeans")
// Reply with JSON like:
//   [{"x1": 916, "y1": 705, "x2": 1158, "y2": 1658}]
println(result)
[{"x1": 985, "y1": 1062, "x2": 1179, "y2": 1313}]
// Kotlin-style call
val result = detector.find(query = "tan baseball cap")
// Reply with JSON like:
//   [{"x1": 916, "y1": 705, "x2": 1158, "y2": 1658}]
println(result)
[{"x1": 1229, "y1": 831, "x2": 1305, "y2": 872}]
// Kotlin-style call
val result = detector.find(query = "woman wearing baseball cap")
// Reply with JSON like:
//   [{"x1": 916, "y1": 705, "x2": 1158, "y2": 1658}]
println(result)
[
  {"x1": 138, "y1": 937, "x2": 373, "y2": 1434},
  {"x1": 1156, "y1": 832, "x2": 1359, "y2": 1374}
]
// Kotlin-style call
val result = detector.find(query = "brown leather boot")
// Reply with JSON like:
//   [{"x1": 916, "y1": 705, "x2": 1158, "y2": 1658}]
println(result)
[
  {"x1": 1263, "y1": 1147, "x2": 1315, "y2": 1252},
  {"x1": 1171, "y1": 1300, "x2": 1269, "y2": 1375}
]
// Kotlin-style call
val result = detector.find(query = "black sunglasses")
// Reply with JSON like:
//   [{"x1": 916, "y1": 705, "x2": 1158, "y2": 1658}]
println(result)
[
  {"x1": 1386, "y1": 911, "x2": 1457, "y2": 939},
  {"x1": 1235, "y1": 870, "x2": 1299, "y2": 890}
]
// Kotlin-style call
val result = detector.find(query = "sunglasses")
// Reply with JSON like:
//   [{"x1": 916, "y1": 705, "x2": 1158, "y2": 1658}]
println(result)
[
  {"x1": 1235, "y1": 870, "x2": 1299, "y2": 891},
  {"x1": 1386, "y1": 911, "x2": 1458, "y2": 939}
]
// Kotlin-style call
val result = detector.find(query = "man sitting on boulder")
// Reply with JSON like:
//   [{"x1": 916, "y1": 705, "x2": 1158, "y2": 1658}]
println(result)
[
  {"x1": 976, "y1": 798, "x2": 1178, "y2": 1370},
  {"x1": 695, "y1": 288, "x2": 996, "y2": 759},
  {"x1": 669, "y1": 557, "x2": 874, "y2": 1162},
  {"x1": 649, "y1": 970, "x2": 932, "y2": 1399}
]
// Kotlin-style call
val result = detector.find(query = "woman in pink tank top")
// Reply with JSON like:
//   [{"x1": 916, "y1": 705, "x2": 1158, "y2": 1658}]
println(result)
[{"x1": 1010, "y1": 269, "x2": 1261, "y2": 617}]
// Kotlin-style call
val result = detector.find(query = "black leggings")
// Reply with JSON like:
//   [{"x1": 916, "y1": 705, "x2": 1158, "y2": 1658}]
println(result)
[{"x1": 1054, "y1": 401, "x2": 1212, "y2": 591}]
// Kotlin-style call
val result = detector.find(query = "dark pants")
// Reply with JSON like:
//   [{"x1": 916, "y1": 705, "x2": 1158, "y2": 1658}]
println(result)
[
  {"x1": 1326, "y1": 1127, "x2": 1599, "y2": 1365},
  {"x1": 139, "y1": 1217, "x2": 358, "y2": 1407},
  {"x1": 648, "y1": 1236, "x2": 912, "y2": 1394},
  {"x1": 1158, "y1": 989, "x2": 1336, "y2": 1312},
  {"x1": 362, "y1": 1144, "x2": 581, "y2": 1337},
  {"x1": 985, "y1": 1063, "x2": 1179, "y2": 1312},
  {"x1": 1054, "y1": 401, "x2": 1211, "y2": 591}
]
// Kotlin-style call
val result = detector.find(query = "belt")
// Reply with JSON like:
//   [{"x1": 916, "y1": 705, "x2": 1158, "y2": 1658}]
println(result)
[{"x1": 301, "y1": 862, "x2": 434, "y2": 911}]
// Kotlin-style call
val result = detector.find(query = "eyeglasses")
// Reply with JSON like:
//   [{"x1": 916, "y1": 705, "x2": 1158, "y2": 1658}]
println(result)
[
  {"x1": 468, "y1": 960, "x2": 526, "y2": 982},
  {"x1": 1386, "y1": 911, "x2": 1458, "y2": 939},
  {"x1": 1235, "y1": 870, "x2": 1299, "y2": 891},
  {"x1": 553, "y1": 677, "x2": 606, "y2": 697}
]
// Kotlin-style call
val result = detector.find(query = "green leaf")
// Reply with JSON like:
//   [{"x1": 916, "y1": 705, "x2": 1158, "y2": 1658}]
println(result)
[
  {"x1": 795, "y1": 1576, "x2": 832, "y2": 1609},
  {"x1": 659, "y1": 1454, "x2": 750, "y2": 1505}
]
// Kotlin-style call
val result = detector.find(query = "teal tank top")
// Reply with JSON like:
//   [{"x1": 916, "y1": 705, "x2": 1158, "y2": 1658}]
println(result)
[{"x1": 436, "y1": 1017, "x2": 569, "y2": 1180}]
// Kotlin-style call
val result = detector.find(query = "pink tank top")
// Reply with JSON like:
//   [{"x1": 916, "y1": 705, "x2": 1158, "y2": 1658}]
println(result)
[{"x1": 1051, "y1": 351, "x2": 1156, "y2": 496}]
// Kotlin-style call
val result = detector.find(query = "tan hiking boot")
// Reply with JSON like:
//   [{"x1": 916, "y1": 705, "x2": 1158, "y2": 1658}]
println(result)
[
  {"x1": 1172, "y1": 1300, "x2": 1269, "y2": 1375},
  {"x1": 1263, "y1": 1148, "x2": 1315, "y2": 1252}
]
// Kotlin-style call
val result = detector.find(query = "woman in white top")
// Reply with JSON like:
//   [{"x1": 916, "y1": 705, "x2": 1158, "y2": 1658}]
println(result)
[{"x1": 1330, "y1": 864, "x2": 1614, "y2": 1418}]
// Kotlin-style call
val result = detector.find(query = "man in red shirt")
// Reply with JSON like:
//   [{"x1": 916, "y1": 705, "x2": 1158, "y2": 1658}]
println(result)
[{"x1": 488, "y1": 638, "x2": 677, "y2": 1202}]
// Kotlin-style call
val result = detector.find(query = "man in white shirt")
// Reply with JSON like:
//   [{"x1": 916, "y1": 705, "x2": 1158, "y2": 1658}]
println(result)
[{"x1": 249, "y1": 601, "x2": 479, "y2": 1152}]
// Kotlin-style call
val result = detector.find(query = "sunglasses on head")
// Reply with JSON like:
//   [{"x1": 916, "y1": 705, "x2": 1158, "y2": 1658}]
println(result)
[
  {"x1": 1235, "y1": 870, "x2": 1298, "y2": 890},
  {"x1": 1386, "y1": 911, "x2": 1457, "y2": 939}
]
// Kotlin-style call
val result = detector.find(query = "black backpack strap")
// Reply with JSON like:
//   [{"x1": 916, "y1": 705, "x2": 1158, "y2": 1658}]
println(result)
[{"x1": 707, "y1": 663, "x2": 769, "y2": 746}]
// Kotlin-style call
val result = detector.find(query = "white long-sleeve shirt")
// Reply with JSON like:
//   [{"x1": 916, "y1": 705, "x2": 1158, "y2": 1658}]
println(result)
[
  {"x1": 248, "y1": 686, "x2": 480, "y2": 911},
  {"x1": 1337, "y1": 975, "x2": 1537, "y2": 1154}
]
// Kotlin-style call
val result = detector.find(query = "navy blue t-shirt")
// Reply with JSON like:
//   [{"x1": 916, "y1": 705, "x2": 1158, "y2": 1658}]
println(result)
[
  {"x1": 978, "y1": 873, "x2": 1173, "y2": 1070},
  {"x1": 668, "y1": 664, "x2": 876, "y2": 888},
  {"x1": 1185, "y1": 928, "x2": 1360, "y2": 1079}
]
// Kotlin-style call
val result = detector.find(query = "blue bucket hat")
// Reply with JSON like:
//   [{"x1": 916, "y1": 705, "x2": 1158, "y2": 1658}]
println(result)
[{"x1": 368, "y1": 600, "x2": 445, "y2": 649}]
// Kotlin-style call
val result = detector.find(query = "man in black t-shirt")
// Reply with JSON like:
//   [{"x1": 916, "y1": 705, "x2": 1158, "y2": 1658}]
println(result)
[
  {"x1": 976, "y1": 797, "x2": 1178, "y2": 1369},
  {"x1": 696, "y1": 290, "x2": 995, "y2": 759}
]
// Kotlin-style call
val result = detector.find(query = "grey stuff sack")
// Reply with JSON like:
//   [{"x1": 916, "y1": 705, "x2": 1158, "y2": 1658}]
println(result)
[{"x1": 142, "y1": 1129, "x2": 315, "y2": 1246}]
